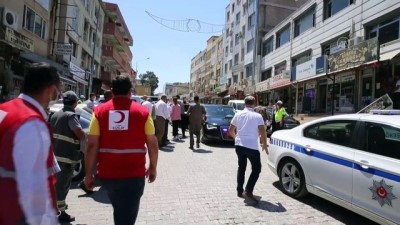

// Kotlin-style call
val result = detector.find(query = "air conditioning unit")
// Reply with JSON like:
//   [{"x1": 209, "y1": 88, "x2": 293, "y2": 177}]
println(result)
[{"x1": 3, "y1": 8, "x2": 18, "y2": 30}]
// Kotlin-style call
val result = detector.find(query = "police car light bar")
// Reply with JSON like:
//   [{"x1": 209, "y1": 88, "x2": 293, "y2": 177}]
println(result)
[{"x1": 370, "y1": 110, "x2": 400, "y2": 115}]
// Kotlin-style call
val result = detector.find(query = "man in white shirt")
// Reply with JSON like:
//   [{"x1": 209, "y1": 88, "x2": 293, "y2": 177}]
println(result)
[
  {"x1": 154, "y1": 95, "x2": 170, "y2": 147},
  {"x1": 142, "y1": 95, "x2": 155, "y2": 118},
  {"x1": 0, "y1": 63, "x2": 60, "y2": 225},
  {"x1": 229, "y1": 96, "x2": 268, "y2": 204}
]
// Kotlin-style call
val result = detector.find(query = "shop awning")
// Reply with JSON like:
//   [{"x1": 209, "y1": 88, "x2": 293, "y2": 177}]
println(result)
[
  {"x1": 60, "y1": 76, "x2": 76, "y2": 86},
  {"x1": 295, "y1": 73, "x2": 327, "y2": 83},
  {"x1": 20, "y1": 52, "x2": 64, "y2": 72},
  {"x1": 224, "y1": 95, "x2": 230, "y2": 99},
  {"x1": 379, "y1": 50, "x2": 400, "y2": 61}
]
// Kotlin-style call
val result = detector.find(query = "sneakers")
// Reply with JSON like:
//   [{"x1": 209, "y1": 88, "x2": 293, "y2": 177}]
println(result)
[
  {"x1": 58, "y1": 211, "x2": 75, "y2": 222},
  {"x1": 79, "y1": 180, "x2": 94, "y2": 195}
]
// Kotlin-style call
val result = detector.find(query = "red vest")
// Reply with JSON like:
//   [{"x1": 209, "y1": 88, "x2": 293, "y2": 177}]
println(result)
[
  {"x1": 95, "y1": 97, "x2": 149, "y2": 179},
  {"x1": 0, "y1": 98, "x2": 56, "y2": 225}
]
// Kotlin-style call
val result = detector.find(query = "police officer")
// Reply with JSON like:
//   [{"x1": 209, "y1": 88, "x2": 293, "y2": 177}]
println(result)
[
  {"x1": 274, "y1": 100, "x2": 287, "y2": 132},
  {"x1": 84, "y1": 75, "x2": 159, "y2": 225},
  {"x1": 0, "y1": 63, "x2": 60, "y2": 225},
  {"x1": 50, "y1": 91, "x2": 85, "y2": 222}
]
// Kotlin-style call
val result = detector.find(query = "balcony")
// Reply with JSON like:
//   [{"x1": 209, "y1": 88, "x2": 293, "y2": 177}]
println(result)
[
  {"x1": 102, "y1": 45, "x2": 131, "y2": 73},
  {"x1": 103, "y1": 22, "x2": 132, "y2": 60}
]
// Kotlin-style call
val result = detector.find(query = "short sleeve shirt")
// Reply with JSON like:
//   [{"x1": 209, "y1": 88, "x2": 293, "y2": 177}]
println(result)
[{"x1": 231, "y1": 108, "x2": 264, "y2": 150}]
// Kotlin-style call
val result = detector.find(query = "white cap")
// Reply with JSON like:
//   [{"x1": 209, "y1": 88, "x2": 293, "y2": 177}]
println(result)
[{"x1": 277, "y1": 100, "x2": 283, "y2": 105}]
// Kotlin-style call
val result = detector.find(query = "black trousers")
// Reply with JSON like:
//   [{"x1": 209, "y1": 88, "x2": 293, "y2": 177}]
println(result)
[
  {"x1": 181, "y1": 114, "x2": 188, "y2": 136},
  {"x1": 162, "y1": 119, "x2": 169, "y2": 145},
  {"x1": 102, "y1": 177, "x2": 145, "y2": 225},
  {"x1": 55, "y1": 162, "x2": 75, "y2": 211},
  {"x1": 172, "y1": 120, "x2": 181, "y2": 137},
  {"x1": 235, "y1": 145, "x2": 261, "y2": 194}
]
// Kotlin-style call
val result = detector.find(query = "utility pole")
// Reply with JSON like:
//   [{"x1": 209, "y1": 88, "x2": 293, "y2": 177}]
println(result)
[{"x1": 88, "y1": 5, "x2": 100, "y2": 95}]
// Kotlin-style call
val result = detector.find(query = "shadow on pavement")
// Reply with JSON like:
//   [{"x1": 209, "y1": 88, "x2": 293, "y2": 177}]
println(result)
[
  {"x1": 244, "y1": 195, "x2": 286, "y2": 212},
  {"x1": 203, "y1": 141, "x2": 235, "y2": 149},
  {"x1": 192, "y1": 148, "x2": 213, "y2": 153},
  {"x1": 272, "y1": 181, "x2": 378, "y2": 225},
  {"x1": 159, "y1": 145, "x2": 175, "y2": 152}
]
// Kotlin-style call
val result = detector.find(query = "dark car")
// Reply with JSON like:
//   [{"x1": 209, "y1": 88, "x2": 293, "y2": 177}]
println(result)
[{"x1": 201, "y1": 104, "x2": 235, "y2": 143}]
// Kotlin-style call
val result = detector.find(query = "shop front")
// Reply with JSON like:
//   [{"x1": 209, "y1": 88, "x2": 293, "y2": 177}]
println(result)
[
  {"x1": 255, "y1": 79, "x2": 270, "y2": 106},
  {"x1": 267, "y1": 71, "x2": 291, "y2": 111},
  {"x1": 70, "y1": 62, "x2": 88, "y2": 97}
]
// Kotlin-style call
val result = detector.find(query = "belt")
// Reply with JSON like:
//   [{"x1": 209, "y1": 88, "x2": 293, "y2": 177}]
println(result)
[
  {"x1": 53, "y1": 134, "x2": 80, "y2": 145},
  {"x1": 56, "y1": 156, "x2": 80, "y2": 164},
  {"x1": 99, "y1": 148, "x2": 147, "y2": 154}
]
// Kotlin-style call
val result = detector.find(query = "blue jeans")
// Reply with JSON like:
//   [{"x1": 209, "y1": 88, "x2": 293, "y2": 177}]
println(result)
[
  {"x1": 102, "y1": 177, "x2": 145, "y2": 225},
  {"x1": 235, "y1": 145, "x2": 261, "y2": 194}
]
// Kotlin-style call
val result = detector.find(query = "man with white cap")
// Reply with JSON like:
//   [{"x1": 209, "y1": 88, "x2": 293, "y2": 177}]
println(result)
[
  {"x1": 50, "y1": 90, "x2": 86, "y2": 222},
  {"x1": 274, "y1": 100, "x2": 287, "y2": 132}
]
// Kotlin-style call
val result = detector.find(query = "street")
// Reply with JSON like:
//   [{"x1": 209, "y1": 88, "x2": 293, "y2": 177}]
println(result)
[{"x1": 66, "y1": 130, "x2": 377, "y2": 225}]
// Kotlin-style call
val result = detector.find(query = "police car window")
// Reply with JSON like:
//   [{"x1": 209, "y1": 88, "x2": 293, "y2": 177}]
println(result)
[
  {"x1": 304, "y1": 120, "x2": 356, "y2": 148},
  {"x1": 363, "y1": 122, "x2": 400, "y2": 160}
]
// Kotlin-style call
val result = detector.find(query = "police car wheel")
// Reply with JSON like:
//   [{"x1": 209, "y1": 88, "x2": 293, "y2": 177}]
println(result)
[
  {"x1": 72, "y1": 159, "x2": 85, "y2": 182},
  {"x1": 278, "y1": 159, "x2": 307, "y2": 198}
]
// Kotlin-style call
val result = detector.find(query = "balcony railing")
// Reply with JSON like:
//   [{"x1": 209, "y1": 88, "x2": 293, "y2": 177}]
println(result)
[
  {"x1": 103, "y1": 22, "x2": 132, "y2": 60},
  {"x1": 102, "y1": 45, "x2": 131, "y2": 73}
]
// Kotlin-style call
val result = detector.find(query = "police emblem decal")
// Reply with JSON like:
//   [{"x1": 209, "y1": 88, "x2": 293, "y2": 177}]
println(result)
[{"x1": 369, "y1": 179, "x2": 397, "y2": 207}]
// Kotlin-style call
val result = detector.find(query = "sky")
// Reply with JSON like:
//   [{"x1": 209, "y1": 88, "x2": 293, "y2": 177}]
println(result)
[{"x1": 104, "y1": 0, "x2": 228, "y2": 94}]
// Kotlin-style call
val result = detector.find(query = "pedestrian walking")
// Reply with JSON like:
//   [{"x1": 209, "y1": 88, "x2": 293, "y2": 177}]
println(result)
[
  {"x1": 187, "y1": 95, "x2": 206, "y2": 149},
  {"x1": 142, "y1": 96, "x2": 155, "y2": 120},
  {"x1": 228, "y1": 96, "x2": 268, "y2": 204},
  {"x1": 154, "y1": 95, "x2": 169, "y2": 147},
  {"x1": 170, "y1": 97, "x2": 182, "y2": 141},
  {"x1": 176, "y1": 95, "x2": 188, "y2": 138},
  {"x1": 84, "y1": 75, "x2": 158, "y2": 225},
  {"x1": 103, "y1": 90, "x2": 113, "y2": 102},
  {"x1": 274, "y1": 100, "x2": 287, "y2": 132},
  {"x1": 162, "y1": 100, "x2": 172, "y2": 145},
  {"x1": 0, "y1": 63, "x2": 60, "y2": 225},
  {"x1": 49, "y1": 91, "x2": 86, "y2": 222}
]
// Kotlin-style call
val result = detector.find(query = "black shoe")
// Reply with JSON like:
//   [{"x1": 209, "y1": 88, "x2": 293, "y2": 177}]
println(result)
[
  {"x1": 189, "y1": 146, "x2": 194, "y2": 150},
  {"x1": 237, "y1": 192, "x2": 244, "y2": 198},
  {"x1": 58, "y1": 211, "x2": 75, "y2": 222},
  {"x1": 79, "y1": 181, "x2": 94, "y2": 194},
  {"x1": 196, "y1": 143, "x2": 200, "y2": 148},
  {"x1": 244, "y1": 192, "x2": 259, "y2": 204}
]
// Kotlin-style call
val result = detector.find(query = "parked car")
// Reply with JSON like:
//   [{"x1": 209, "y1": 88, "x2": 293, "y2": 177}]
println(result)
[
  {"x1": 227, "y1": 100, "x2": 245, "y2": 113},
  {"x1": 130, "y1": 95, "x2": 143, "y2": 103},
  {"x1": 262, "y1": 106, "x2": 300, "y2": 137},
  {"x1": 49, "y1": 103, "x2": 91, "y2": 181},
  {"x1": 201, "y1": 104, "x2": 235, "y2": 143},
  {"x1": 267, "y1": 110, "x2": 400, "y2": 224}
]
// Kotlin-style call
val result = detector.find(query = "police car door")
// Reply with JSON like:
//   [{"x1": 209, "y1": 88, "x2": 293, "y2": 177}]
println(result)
[
  {"x1": 352, "y1": 121, "x2": 400, "y2": 224},
  {"x1": 302, "y1": 120, "x2": 357, "y2": 204}
]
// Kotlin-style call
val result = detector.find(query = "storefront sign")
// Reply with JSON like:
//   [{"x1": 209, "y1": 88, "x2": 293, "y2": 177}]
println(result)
[
  {"x1": 316, "y1": 55, "x2": 328, "y2": 74},
  {"x1": 306, "y1": 82, "x2": 316, "y2": 90},
  {"x1": 255, "y1": 79, "x2": 270, "y2": 93},
  {"x1": 328, "y1": 37, "x2": 378, "y2": 73},
  {"x1": 268, "y1": 71, "x2": 291, "y2": 90},
  {"x1": 244, "y1": 86, "x2": 255, "y2": 95},
  {"x1": 54, "y1": 43, "x2": 73, "y2": 55},
  {"x1": 295, "y1": 59, "x2": 316, "y2": 81},
  {"x1": 70, "y1": 62, "x2": 86, "y2": 81},
  {"x1": 4, "y1": 27, "x2": 34, "y2": 52}
]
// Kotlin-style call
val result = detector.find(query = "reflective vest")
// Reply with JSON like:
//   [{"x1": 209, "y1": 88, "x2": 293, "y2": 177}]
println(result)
[
  {"x1": 50, "y1": 106, "x2": 81, "y2": 164},
  {"x1": 275, "y1": 107, "x2": 287, "y2": 122},
  {"x1": 95, "y1": 97, "x2": 149, "y2": 179},
  {"x1": 0, "y1": 98, "x2": 56, "y2": 224}
]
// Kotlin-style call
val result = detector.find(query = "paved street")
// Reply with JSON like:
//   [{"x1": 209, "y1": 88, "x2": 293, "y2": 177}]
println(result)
[{"x1": 66, "y1": 127, "x2": 377, "y2": 225}]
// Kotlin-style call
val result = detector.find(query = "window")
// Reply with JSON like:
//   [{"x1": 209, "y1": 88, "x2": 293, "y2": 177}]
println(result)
[
  {"x1": 246, "y1": 64, "x2": 253, "y2": 77},
  {"x1": 233, "y1": 75, "x2": 238, "y2": 84},
  {"x1": 248, "y1": 13, "x2": 255, "y2": 30},
  {"x1": 261, "y1": 68, "x2": 272, "y2": 81},
  {"x1": 304, "y1": 120, "x2": 357, "y2": 148},
  {"x1": 236, "y1": 12, "x2": 241, "y2": 25},
  {"x1": 274, "y1": 62, "x2": 286, "y2": 75},
  {"x1": 241, "y1": 48, "x2": 245, "y2": 61},
  {"x1": 229, "y1": 60, "x2": 232, "y2": 69},
  {"x1": 224, "y1": 63, "x2": 228, "y2": 73},
  {"x1": 294, "y1": 8, "x2": 315, "y2": 37},
  {"x1": 292, "y1": 50, "x2": 312, "y2": 67},
  {"x1": 324, "y1": 0, "x2": 354, "y2": 20},
  {"x1": 366, "y1": 16, "x2": 400, "y2": 45},
  {"x1": 225, "y1": 28, "x2": 230, "y2": 38},
  {"x1": 234, "y1": 53, "x2": 239, "y2": 65},
  {"x1": 225, "y1": 46, "x2": 229, "y2": 57},
  {"x1": 247, "y1": 38, "x2": 254, "y2": 53},
  {"x1": 23, "y1": 6, "x2": 46, "y2": 39},
  {"x1": 363, "y1": 122, "x2": 400, "y2": 160},
  {"x1": 235, "y1": 33, "x2": 240, "y2": 45},
  {"x1": 276, "y1": 25, "x2": 290, "y2": 48},
  {"x1": 226, "y1": 11, "x2": 230, "y2": 22},
  {"x1": 237, "y1": 0, "x2": 241, "y2": 5},
  {"x1": 249, "y1": 0, "x2": 254, "y2": 6},
  {"x1": 262, "y1": 37, "x2": 273, "y2": 56},
  {"x1": 232, "y1": 3, "x2": 235, "y2": 12}
]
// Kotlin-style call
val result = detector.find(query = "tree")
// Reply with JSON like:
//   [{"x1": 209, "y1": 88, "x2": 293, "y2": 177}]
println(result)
[{"x1": 139, "y1": 71, "x2": 159, "y2": 95}]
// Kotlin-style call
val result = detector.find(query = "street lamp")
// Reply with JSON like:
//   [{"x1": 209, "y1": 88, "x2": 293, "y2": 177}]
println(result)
[{"x1": 135, "y1": 57, "x2": 150, "y2": 77}]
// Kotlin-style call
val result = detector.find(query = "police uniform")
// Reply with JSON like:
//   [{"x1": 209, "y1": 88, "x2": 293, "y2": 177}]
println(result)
[
  {"x1": 50, "y1": 91, "x2": 82, "y2": 217},
  {"x1": 274, "y1": 101, "x2": 287, "y2": 131}
]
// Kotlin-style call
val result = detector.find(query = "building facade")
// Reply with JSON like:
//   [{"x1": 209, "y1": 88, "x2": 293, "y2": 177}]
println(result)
[
  {"x1": 190, "y1": 49, "x2": 206, "y2": 99},
  {"x1": 0, "y1": 0, "x2": 56, "y2": 101},
  {"x1": 165, "y1": 82, "x2": 190, "y2": 100},
  {"x1": 258, "y1": 0, "x2": 400, "y2": 114},
  {"x1": 101, "y1": 2, "x2": 133, "y2": 91}
]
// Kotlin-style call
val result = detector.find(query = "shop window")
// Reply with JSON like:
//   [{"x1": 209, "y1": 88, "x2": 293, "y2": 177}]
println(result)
[
  {"x1": 294, "y1": 7, "x2": 316, "y2": 37},
  {"x1": 23, "y1": 6, "x2": 46, "y2": 39},
  {"x1": 261, "y1": 68, "x2": 272, "y2": 81},
  {"x1": 262, "y1": 37, "x2": 273, "y2": 57},
  {"x1": 323, "y1": 0, "x2": 354, "y2": 20},
  {"x1": 366, "y1": 16, "x2": 400, "y2": 45},
  {"x1": 276, "y1": 25, "x2": 290, "y2": 48}
]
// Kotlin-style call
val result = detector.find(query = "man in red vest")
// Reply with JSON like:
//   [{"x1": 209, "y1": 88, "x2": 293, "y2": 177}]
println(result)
[
  {"x1": 84, "y1": 75, "x2": 158, "y2": 225},
  {"x1": 0, "y1": 63, "x2": 60, "y2": 225}
]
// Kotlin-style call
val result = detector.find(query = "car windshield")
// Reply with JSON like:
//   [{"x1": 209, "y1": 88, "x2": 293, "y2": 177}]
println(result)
[
  {"x1": 236, "y1": 103, "x2": 244, "y2": 110},
  {"x1": 205, "y1": 106, "x2": 235, "y2": 118}
]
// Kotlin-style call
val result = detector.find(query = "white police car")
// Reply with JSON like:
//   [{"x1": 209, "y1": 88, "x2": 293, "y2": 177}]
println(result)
[{"x1": 267, "y1": 110, "x2": 400, "y2": 225}]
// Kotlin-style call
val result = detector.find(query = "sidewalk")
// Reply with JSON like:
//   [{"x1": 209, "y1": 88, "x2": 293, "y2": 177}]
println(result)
[{"x1": 292, "y1": 113, "x2": 329, "y2": 124}]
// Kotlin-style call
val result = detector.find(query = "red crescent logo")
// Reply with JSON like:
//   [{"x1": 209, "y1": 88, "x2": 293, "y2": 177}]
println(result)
[
  {"x1": 377, "y1": 187, "x2": 387, "y2": 198},
  {"x1": 114, "y1": 111, "x2": 125, "y2": 123}
]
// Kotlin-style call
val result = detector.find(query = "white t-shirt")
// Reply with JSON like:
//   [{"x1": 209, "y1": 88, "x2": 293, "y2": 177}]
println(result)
[
  {"x1": 395, "y1": 80, "x2": 400, "y2": 93},
  {"x1": 142, "y1": 101, "x2": 153, "y2": 115},
  {"x1": 231, "y1": 107, "x2": 264, "y2": 150}
]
